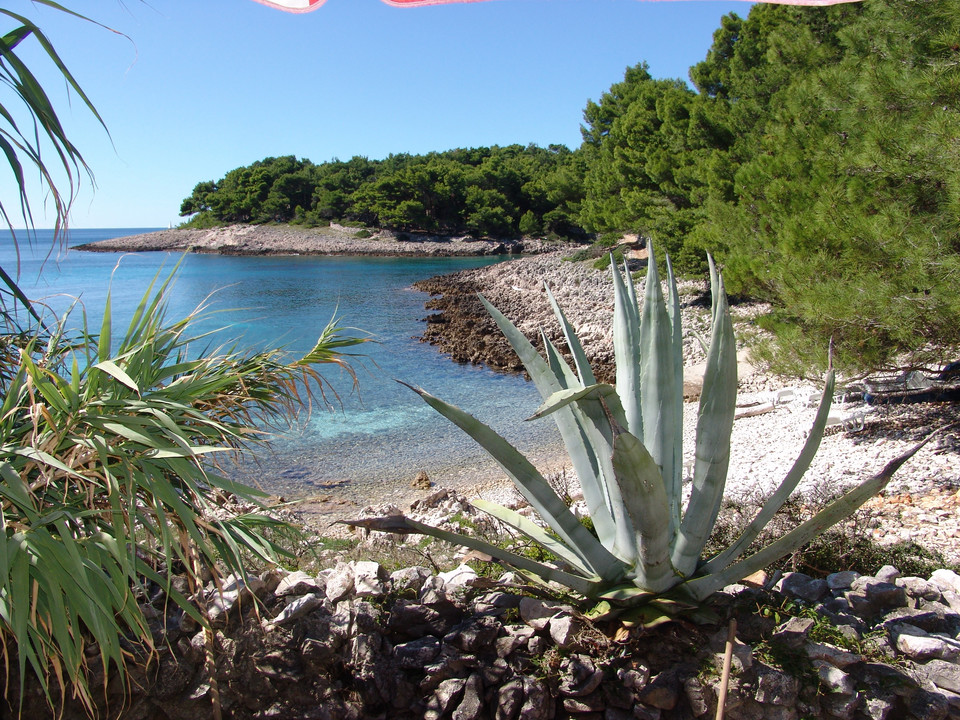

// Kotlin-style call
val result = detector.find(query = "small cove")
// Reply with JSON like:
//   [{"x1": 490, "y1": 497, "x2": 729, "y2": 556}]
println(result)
[{"x1": 1, "y1": 229, "x2": 562, "y2": 502}]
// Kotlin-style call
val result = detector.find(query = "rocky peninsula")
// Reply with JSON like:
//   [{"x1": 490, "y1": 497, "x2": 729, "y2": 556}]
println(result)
[{"x1": 74, "y1": 223, "x2": 564, "y2": 257}]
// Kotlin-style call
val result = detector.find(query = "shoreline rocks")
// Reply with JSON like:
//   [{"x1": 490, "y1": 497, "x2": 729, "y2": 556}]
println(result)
[
  {"x1": 74, "y1": 224, "x2": 566, "y2": 257},
  {"x1": 414, "y1": 251, "x2": 770, "y2": 393}
]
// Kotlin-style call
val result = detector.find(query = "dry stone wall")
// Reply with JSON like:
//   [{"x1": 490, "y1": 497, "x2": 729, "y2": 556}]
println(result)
[{"x1": 10, "y1": 555, "x2": 960, "y2": 720}]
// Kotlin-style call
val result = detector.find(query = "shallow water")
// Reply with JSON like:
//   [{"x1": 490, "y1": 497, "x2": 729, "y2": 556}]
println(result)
[{"x1": 1, "y1": 229, "x2": 562, "y2": 500}]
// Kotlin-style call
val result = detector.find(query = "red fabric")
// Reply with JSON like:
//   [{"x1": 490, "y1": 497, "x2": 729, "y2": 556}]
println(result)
[{"x1": 254, "y1": 0, "x2": 861, "y2": 11}]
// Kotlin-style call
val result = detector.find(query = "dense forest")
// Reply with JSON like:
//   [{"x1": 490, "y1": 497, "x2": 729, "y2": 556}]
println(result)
[
  {"x1": 180, "y1": 0, "x2": 960, "y2": 374},
  {"x1": 179, "y1": 145, "x2": 586, "y2": 240}
]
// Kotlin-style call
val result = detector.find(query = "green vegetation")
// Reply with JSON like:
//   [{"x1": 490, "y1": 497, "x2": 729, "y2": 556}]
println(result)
[
  {"x1": 180, "y1": 145, "x2": 587, "y2": 240},
  {"x1": 0, "y1": 273, "x2": 367, "y2": 711},
  {"x1": 579, "y1": 0, "x2": 960, "y2": 374},
  {"x1": 351, "y1": 251, "x2": 932, "y2": 619}
]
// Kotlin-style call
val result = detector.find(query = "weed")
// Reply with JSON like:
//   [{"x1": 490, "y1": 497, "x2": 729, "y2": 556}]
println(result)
[{"x1": 448, "y1": 512, "x2": 479, "y2": 532}]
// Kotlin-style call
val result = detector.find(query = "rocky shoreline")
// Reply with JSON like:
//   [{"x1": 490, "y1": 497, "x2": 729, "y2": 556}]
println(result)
[
  {"x1": 74, "y1": 224, "x2": 565, "y2": 257},
  {"x1": 414, "y1": 250, "x2": 766, "y2": 394}
]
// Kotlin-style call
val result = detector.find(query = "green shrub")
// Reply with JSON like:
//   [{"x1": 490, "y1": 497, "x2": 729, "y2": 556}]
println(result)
[{"x1": 0, "y1": 271, "x2": 367, "y2": 712}]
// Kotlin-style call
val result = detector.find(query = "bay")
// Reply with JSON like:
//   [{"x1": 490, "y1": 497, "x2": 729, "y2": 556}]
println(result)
[{"x1": 0, "y1": 229, "x2": 561, "y2": 502}]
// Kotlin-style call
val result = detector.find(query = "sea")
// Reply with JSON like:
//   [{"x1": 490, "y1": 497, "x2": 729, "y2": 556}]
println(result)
[{"x1": 0, "y1": 228, "x2": 562, "y2": 502}]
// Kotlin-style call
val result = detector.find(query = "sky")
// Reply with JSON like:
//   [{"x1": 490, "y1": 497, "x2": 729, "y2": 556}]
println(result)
[{"x1": 3, "y1": 0, "x2": 754, "y2": 229}]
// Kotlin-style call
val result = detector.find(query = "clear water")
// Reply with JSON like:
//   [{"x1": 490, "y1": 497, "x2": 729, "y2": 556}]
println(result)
[{"x1": 0, "y1": 229, "x2": 561, "y2": 501}]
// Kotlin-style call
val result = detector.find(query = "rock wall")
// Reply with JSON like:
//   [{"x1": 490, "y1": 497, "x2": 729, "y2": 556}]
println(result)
[{"x1": 10, "y1": 551, "x2": 960, "y2": 720}]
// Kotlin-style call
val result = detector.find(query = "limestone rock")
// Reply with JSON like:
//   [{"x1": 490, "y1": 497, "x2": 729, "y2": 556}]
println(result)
[
  {"x1": 394, "y1": 636, "x2": 441, "y2": 669},
  {"x1": 754, "y1": 664, "x2": 799, "y2": 706},
  {"x1": 930, "y1": 569, "x2": 960, "y2": 596},
  {"x1": 438, "y1": 563, "x2": 478, "y2": 588},
  {"x1": 452, "y1": 672, "x2": 484, "y2": 720},
  {"x1": 519, "y1": 596, "x2": 568, "y2": 631},
  {"x1": 265, "y1": 592, "x2": 324, "y2": 628},
  {"x1": 777, "y1": 572, "x2": 829, "y2": 603},
  {"x1": 772, "y1": 616, "x2": 815, "y2": 649},
  {"x1": 920, "y1": 659, "x2": 960, "y2": 693},
  {"x1": 558, "y1": 655, "x2": 603, "y2": 698},
  {"x1": 425, "y1": 678, "x2": 466, "y2": 720},
  {"x1": 896, "y1": 576, "x2": 943, "y2": 601},
  {"x1": 638, "y1": 670, "x2": 680, "y2": 710},
  {"x1": 353, "y1": 560, "x2": 386, "y2": 597},
  {"x1": 813, "y1": 660, "x2": 856, "y2": 695},
  {"x1": 805, "y1": 641, "x2": 862, "y2": 668},
  {"x1": 325, "y1": 562, "x2": 356, "y2": 603},
  {"x1": 827, "y1": 571, "x2": 861, "y2": 592},
  {"x1": 495, "y1": 679, "x2": 525, "y2": 720},
  {"x1": 548, "y1": 614, "x2": 581, "y2": 648},
  {"x1": 876, "y1": 565, "x2": 901, "y2": 584},
  {"x1": 894, "y1": 625, "x2": 960, "y2": 662},
  {"x1": 274, "y1": 570, "x2": 323, "y2": 597},
  {"x1": 390, "y1": 565, "x2": 433, "y2": 594}
]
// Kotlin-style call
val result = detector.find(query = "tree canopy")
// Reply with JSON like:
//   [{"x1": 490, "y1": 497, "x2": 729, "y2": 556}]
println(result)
[
  {"x1": 180, "y1": 145, "x2": 587, "y2": 240},
  {"x1": 578, "y1": 0, "x2": 960, "y2": 373}
]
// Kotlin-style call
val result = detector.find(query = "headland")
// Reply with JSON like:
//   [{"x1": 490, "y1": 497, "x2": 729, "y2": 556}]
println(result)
[{"x1": 73, "y1": 223, "x2": 565, "y2": 257}]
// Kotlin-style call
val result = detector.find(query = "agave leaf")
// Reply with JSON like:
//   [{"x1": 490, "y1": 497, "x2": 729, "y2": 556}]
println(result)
[
  {"x1": 611, "y1": 429, "x2": 677, "y2": 593},
  {"x1": 342, "y1": 515, "x2": 604, "y2": 597},
  {"x1": 665, "y1": 254, "x2": 685, "y2": 527},
  {"x1": 637, "y1": 243, "x2": 683, "y2": 534},
  {"x1": 400, "y1": 381, "x2": 625, "y2": 581},
  {"x1": 528, "y1": 383, "x2": 627, "y2": 427},
  {"x1": 684, "y1": 430, "x2": 943, "y2": 600},
  {"x1": 597, "y1": 584, "x2": 657, "y2": 603},
  {"x1": 585, "y1": 600, "x2": 616, "y2": 620},
  {"x1": 611, "y1": 260, "x2": 642, "y2": 437},
  {"x1": 541, "y1": 331, "x2": 579, "y2": 391},
  {"x1": 540, "y1": 335, "x2": 618, "y2": 550},
  {"x1": 671, "y1": 269, "x2": 738, "y2": 577},
  {"x1": 471, "y1": 498, "x2": 593, "y2": 576},
  {"x1": 526, "y1": 373, "x2": 643, "y2": 563},
  {"x1": 479, "y1": 295, "x2": 564, "y2": 403},
  {"x1": 699, "y1": 370, "x2": 836, "y2": 575},
  {"x1": 488, "y1": 298, "x2": 621, "y2": 554},
  {"x1": 545, "y1": 284, "x2": 597, "y2": 387},
  {"x1": 708, "y1": 254, "x2": 720, "y2": 318},
  {"x1": 560, "y1": 383, "x2": 639, "y2": 564},
  {"x1": 620, "y1": 604, "x2": 675, "y2": 629}
]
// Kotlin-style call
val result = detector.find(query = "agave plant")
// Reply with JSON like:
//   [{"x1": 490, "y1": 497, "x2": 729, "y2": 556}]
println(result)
[
  {"x1": 0, "y1": 270, "x2": 366, "y2": 713},
  {"x1": 351, "y1": 247, "x2": 929, "y2": 612}
]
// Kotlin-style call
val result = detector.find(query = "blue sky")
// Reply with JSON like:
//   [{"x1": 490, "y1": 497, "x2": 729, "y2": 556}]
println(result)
[{"x1": 5, "y1": 0, "x2": 753, "y2": 229}]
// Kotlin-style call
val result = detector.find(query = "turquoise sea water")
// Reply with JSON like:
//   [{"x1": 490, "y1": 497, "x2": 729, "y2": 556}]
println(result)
[{"x1": 1, "y1": 229, "x2": 561, "y2": 500}]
